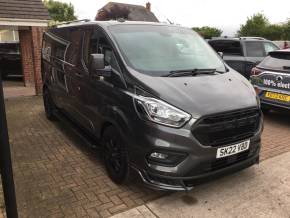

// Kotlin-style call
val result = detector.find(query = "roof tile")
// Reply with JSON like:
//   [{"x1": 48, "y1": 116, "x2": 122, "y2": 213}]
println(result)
[{"x1": 0, "y1": 0, "x2": 50, "y2": 20}]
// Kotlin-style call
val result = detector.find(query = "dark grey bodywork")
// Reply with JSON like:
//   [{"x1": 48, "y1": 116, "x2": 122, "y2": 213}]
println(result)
[
  {"x1": 41, "y1": 21, "x2": 262, "y2": 190},
  {"x1": 208, "y1": 38, "x2": 279, "y2": 79}
]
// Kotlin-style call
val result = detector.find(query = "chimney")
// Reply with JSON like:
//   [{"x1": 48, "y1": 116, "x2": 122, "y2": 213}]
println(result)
[{"x1": 146, "y1": 2, "x2": 151, "y2": 11}]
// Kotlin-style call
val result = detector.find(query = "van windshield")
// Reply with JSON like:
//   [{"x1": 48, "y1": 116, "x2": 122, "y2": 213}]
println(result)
[{"x1": 109, "y1": 25, "x2": 226, "y2": 76}]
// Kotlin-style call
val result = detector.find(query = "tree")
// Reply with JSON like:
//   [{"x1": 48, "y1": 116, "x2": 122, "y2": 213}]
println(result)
[
  {"x1": 263, "y1": 24, "x2": 285, "y2": 41},
  {"x1": 236, "y1": 13, "x2": 290, "y2": 40},
  {"x1": 237, "y1": 13, "x2": 269, "y2": 37},
  {"x1": 282, "y1": 20, "x2": 290, "y2": 40},
  {"x1": 44, "y1": 0, "x2": 77, "y2": 23},
  {"x1": 192, "y1": 26, "x2": 222, "y2": 39}
]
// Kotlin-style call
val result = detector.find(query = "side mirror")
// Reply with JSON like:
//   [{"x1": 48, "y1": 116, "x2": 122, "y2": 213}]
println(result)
[
  {"x1": 218, "y1": 52, "x2": 224, "y2": 59},
  {"x1": 90, "y1": 53, "x2": 105, "y2": 71},
  {"x1": 90, "y1": 53, "x2": 111, "y2": 77}
]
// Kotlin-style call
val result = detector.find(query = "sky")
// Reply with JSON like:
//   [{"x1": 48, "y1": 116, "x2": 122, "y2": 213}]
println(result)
[{"x1": 59, "y1": 0, "x2": 290, "y2": 36}]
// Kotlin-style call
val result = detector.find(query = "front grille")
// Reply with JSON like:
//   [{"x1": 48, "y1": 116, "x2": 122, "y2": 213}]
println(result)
[{"x1": 192, "y1": 108, "x2": 260, "y2": 147}]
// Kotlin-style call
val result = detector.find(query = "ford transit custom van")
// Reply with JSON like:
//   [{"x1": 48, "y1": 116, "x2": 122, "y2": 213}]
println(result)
[{"x1": 42, "y1": 21, "x2": 262, "y2": 190}]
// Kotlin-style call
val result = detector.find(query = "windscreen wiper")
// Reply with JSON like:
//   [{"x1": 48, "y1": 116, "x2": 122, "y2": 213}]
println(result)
[
  {"x1": 164, "y1": 68, "x2": 221, "y2": 77},
  {"x1": 283, "y1": 66, "x2": 290, "y2": 70}
]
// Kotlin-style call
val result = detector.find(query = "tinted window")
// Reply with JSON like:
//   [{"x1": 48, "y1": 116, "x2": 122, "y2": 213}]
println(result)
[
  {"x1": 259, "y1": 52, "x2": 290, "y2": 72},
  {"x1": 83, "y1": 30, "x2": 98, "y2": 65},
  {"x1": 98, "y1": 36, "x2": 120, "y2": 71},
  {"x1": 51, "y1": 40, "x2": 67, "y2": 86},
  {"x1": 84, "y1": 30, "x2": 120, "y2": 72},
  {"x1": 209, "y1": 40, "x2": 243, "y2": 56},
  {"x1": 66, "y1": 29, "x2": 83, "y2": 65},
  {"x1": 110, "y1": 25, "x2": 226, "y2": 76},
  {"x1": 245, "y1": 41, "x2": 265, "y2": 57}
]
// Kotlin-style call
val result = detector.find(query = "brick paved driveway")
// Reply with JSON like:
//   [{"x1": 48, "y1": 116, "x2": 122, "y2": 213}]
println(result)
[{"x1": 1, "y1": 96, "x2": 290, "y2": 217}]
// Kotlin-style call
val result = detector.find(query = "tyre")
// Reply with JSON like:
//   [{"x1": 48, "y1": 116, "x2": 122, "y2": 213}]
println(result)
[
  {"x1": 102, "y1": 126, "x2": 129, "y2": 184},
  {"x1": 43, "y1": 88, "x2": 57, "y2": 121}
]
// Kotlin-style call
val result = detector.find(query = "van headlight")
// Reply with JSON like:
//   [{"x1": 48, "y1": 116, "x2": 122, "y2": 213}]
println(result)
[{"x1": 135, "y1": 96, "x2": 191, "y2": 127}]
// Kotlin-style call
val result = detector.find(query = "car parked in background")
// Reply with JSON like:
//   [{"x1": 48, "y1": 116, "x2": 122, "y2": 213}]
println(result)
[
  {"x1": 251, "y1": 49, "x2": 290, "y2": 111},
  {"x1": 208, "y1": 37, "x2": 280, "y2": 79},
  {"x1": 0, "y1": 41, "x2": 22, "y2": 79}
]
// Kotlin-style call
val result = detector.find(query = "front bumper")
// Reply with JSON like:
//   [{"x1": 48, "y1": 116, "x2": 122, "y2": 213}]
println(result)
[
  {"x1": 132, "y1": 144, "x2": 260, "y2": 191},
  {"x1": 128, "y1": 110, "x2": 263, "y2": 191}
]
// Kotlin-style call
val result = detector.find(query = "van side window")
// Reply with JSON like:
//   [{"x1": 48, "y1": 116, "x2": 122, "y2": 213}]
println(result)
[
  {"x1": 99, "y1": 37, "x2": 121, "y2": 72},
  {"x1": 52, "y1": 41, "x2": 67, "y2": 86},
  {"x1": 83, "y1": 30, "x2": 98, "y2": 65},
  {"x1": 84, "y1": 30, "x2": 121, "y2": 72},
  {"x1": 66, "y1": 29, "x2": 83, "y2": 66}
]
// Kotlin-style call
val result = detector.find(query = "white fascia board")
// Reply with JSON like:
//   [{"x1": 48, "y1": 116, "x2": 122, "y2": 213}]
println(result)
[{"x1": 0, "y1": 18, "x2": 49, "y2": 27}]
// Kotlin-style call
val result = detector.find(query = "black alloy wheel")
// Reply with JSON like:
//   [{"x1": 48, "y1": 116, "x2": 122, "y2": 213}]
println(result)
[{"x1": 102, "y1": 126, "x2": 129, "y2": 184}]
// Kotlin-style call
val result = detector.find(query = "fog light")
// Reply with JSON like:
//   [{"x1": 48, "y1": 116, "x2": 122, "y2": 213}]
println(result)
[
  {"x1": 150, "y1": 152, "x2": 168, "y2": 159},
  {"x1": 147, "y1": 150, "x2": 187, "y2": 167}
]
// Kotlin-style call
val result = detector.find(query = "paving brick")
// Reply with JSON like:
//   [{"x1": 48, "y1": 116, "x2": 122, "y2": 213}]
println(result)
[
  {"x1": 99, "y1": 209, "x2": 111, "y2": 218},
  {"x1": 110, "y1": 195, "x2": 123, "y2": 205},
  {"x1": 3, "y1": 97, "x2": 163, "y2": 217},
  {"x1": 97, "y1": 193, "x2": 111, "y2": 204},
  {"x1": 108, "y1": 203, "x2": 128, "y2": 213},
  {"x1": 1, "y1": 97, "x2": 289, "y2": 218}
]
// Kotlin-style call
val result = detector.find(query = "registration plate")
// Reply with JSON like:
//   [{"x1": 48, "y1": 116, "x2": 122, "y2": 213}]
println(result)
[
  {"x1": 265, "y1": 91, "x2": 290, "y2": 102},
  {"x1": 216, "y1": 140, "x2": 250, "y2": 158}
]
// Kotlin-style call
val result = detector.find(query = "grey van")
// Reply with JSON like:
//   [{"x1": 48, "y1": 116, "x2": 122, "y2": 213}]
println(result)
[{"x1": 41, "y1": 21, "x2": 262, "y2": 190}]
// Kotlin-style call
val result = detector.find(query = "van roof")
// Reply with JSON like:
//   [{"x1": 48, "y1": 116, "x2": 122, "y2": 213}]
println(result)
[
  {"x1": 55, "y1": 20, "x2": 172, "y2": 29},
  {"x1": 208, "y1": 37, "x2": 270, "y2": 42}
]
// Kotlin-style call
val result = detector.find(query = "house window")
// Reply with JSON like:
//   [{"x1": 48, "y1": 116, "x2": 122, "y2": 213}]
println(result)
[{"x1": 0, "y1": 30, "x2": 19, "y2": 42}]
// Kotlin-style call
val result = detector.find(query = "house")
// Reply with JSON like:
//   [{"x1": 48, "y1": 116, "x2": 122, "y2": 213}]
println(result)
[
  {"x1": 0, "y1": 0, "x2": 50, "y2": 94},
  {"x1": 95, "y1": 2, "x2": 159, "y2": 22}
]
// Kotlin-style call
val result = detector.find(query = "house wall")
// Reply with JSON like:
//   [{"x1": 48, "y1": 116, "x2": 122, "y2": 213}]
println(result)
[
  {"x1": 19, "y1": 27, "x2": 43, "y2": 94},
  {"x1": 19, "y1": 28, "x2": 34, "y2": 85},
  {"x1": 31, "y1": 27, "x2": 43, "y2": 94}
]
